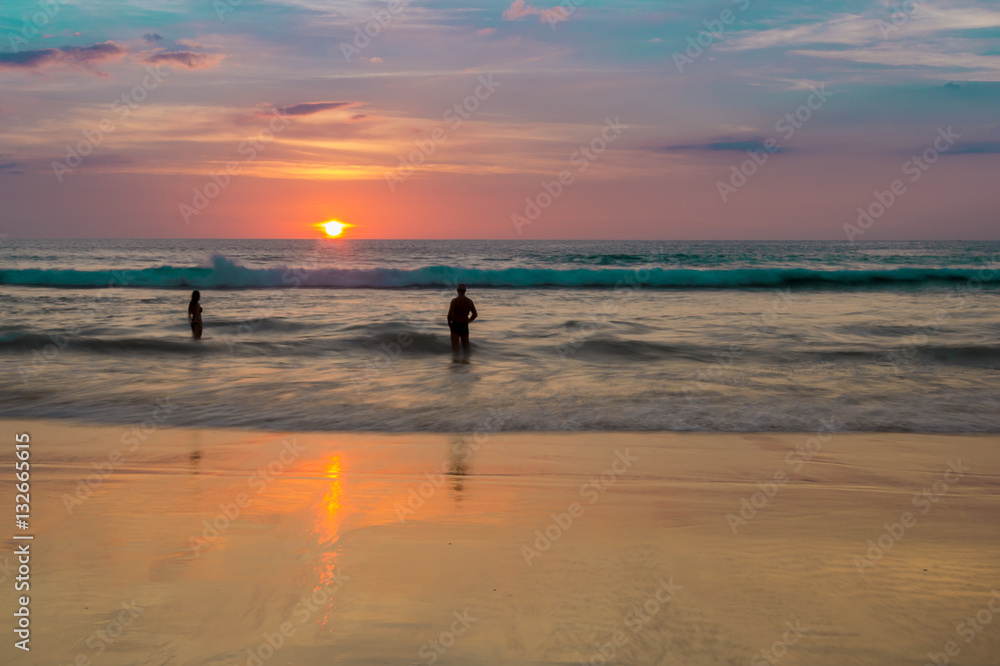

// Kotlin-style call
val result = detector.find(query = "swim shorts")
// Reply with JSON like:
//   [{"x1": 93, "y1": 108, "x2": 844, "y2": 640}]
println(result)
[{"x1": 449, "y1": 322, "x2": 469, "y2": 337}]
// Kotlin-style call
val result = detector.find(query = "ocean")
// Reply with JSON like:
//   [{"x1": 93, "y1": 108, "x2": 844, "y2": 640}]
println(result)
[{"x1": 1, "y1": 239, "x2": 998, "y2": 432}]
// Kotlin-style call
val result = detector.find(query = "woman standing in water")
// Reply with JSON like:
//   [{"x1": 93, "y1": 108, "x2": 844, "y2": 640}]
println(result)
[{"x1": 188, "y1": 291, "x2": 203, "y2": 340}]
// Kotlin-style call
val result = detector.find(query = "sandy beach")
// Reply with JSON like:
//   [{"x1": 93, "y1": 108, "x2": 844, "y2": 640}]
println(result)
[{"x1": 1, "y1": 419, "x2": 998, "y2": 665}]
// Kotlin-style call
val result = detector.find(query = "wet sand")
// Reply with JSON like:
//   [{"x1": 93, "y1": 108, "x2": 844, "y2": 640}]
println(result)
[{"x1": 2, "y1": 419, "x2": 999, "y2": 665}]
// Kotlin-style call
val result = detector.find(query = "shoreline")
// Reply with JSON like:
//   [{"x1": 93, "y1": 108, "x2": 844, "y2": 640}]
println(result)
[{"x1": 5, "y1": 417, "x2": 1000, "y2": 436}]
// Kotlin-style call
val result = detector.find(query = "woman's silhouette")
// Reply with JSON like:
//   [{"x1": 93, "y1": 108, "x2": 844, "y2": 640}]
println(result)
[{"x1": 188, "y1": 291, "x2": 203, "y2": 340}]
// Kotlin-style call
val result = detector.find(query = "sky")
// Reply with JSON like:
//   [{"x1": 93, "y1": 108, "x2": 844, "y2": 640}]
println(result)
[{"x1": 0, "y1": 0, "x2": 998, "y2": 239}]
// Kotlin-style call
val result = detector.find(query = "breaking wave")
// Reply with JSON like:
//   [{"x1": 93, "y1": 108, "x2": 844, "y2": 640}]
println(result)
[{"x1": 1, "y1": 255, "x2": 997, "y2": 290}]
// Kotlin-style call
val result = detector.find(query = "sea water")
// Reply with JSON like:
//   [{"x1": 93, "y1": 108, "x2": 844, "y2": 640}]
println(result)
[{"x1": 1, "y1": 239, "x2": 998, "y2": 432}]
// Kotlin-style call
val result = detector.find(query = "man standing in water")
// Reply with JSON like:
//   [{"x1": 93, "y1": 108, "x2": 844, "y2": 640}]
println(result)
[{"x1": 447, "y1": 283, "x2": 478, "y2": 354}]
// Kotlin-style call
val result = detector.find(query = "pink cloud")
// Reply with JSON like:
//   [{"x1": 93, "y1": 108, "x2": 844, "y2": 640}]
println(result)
[
  {"x1": 176, "y1": 38, "x2": 221, "y2": 50},
  {"x1": 502, "y1": 0, "x2": 540, "y2": 20},
  {"x1": 502, "y1": 0, "x2": 571, "y2": 25},
  {"x1": 476, "y1": 27, "x2": 498, "y2": 36}
]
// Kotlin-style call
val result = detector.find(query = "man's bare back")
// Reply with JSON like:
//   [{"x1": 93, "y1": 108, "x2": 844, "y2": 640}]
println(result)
[
  {"x1": 448, "y1": 295, "x2": 476, "y2": 323},
  {"x1": 447, "y1": 284, "x2": 477, "y2": 353}
]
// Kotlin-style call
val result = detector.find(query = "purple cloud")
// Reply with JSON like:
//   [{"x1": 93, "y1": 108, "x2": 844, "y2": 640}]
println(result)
[
  {"x1": 277, "y1": 101, "x2": 355, "y2": 116},
  {"x1": 657, "y1": 137, "x2": 784, "y2": 154},
  {"x1": 0, "y1": 41, "x2": 126, "y2": 75},
  {"x1": 140, "y1": 50, "x2": 224, "y2": 69}
]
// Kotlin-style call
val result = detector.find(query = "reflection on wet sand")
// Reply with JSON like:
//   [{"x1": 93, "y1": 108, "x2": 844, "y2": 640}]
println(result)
[
  {"x1": 312, "y1": 456, "x2": 345, "y2": 632},
  {"x1": 3, "y1": 422, "x2": 1000, "y2": 666},
  {"x1": 448, "y1": 435, "x2": 472, "y2": 502}
]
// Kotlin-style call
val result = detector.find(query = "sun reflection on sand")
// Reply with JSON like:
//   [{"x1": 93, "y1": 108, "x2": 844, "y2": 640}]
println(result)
[
  {"x1": 314, "y1": 456, "x2": 344, "y2": 546},
  {"x1": 313, "y1": 455, "x2": 344, "y2": 630}
]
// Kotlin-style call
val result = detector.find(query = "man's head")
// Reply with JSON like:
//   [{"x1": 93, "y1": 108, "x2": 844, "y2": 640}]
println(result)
[{"x1": 457, "y1": 283, "x2": 467, "y2": 294}]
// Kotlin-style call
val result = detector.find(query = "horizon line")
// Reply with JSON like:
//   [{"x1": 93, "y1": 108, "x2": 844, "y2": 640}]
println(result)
[{"x1": 3, "y1": 238, "x2": 998, "y2": 242}]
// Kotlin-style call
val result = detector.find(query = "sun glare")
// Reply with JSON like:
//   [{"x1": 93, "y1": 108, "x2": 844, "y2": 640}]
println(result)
[{"x1": 319, "y1": 220, "x2": 349, "y2": 237}]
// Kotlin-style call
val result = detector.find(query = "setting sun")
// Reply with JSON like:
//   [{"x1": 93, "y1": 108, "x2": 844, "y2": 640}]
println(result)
[{"x1": 320, "y1": 220, "x2": 349, "y2": 237}]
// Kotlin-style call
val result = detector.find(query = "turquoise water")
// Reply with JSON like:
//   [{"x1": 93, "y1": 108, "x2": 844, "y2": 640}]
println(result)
[{"x1": 1, "y1": 239, "x2": 998, "y2": 432}]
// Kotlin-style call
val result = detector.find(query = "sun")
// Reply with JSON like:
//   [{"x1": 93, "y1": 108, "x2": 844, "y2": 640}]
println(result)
[{"x1": 318, "y1": 220, "x2": 350, "y2": 237}]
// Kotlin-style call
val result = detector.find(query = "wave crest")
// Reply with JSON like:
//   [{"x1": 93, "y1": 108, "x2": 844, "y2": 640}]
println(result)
[{"x1": 1, "y1": 254, "x2": 997, "y2": 290}]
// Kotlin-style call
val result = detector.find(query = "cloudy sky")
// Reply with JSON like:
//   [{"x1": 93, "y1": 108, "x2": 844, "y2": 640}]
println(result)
[{"x1": 0, "y1": 0, "x2": 998, "y2": 239}]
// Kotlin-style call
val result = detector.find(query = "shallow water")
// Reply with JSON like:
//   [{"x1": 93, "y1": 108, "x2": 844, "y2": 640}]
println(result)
[{"x1": 2, "y1": 240, "x2": 998, "y2": 432}]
